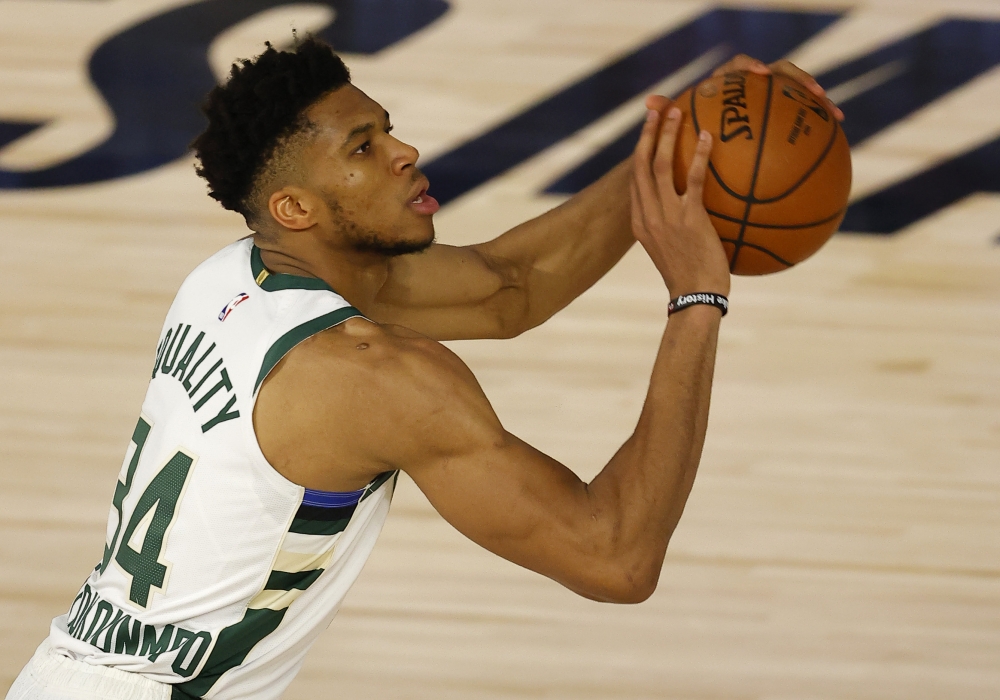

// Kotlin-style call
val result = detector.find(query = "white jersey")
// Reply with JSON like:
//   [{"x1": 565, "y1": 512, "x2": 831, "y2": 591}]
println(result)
[{"x1": 47, "y1": 238, "x2": 396, "y2": 699}]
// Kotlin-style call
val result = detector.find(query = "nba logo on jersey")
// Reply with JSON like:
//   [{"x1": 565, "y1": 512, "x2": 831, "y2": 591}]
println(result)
[{"x1": 218, "y1": 292, "x2": 249, "y2": 322}]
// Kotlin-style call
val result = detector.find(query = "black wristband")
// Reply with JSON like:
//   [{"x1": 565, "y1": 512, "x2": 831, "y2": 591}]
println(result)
[{"x1": 668, "y1": 292, "x2": 729, "y2": 317}]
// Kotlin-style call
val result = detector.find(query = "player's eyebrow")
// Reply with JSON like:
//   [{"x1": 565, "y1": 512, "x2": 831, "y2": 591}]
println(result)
[
  {"x1": 342, "y1": 122, "x2": 373, "y2": 148},
  {"x1": 342, "y1": 110, "x2": 392, "y2": 148}
]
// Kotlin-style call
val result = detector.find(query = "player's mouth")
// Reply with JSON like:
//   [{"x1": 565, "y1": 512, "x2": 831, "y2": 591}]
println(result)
[{"x1": 407, "y1": 180, "x2": 440, "y2": 215}]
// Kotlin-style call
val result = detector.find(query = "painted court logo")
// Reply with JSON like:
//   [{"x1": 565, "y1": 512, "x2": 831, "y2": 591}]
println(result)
[
  {"x1": 0, "y1": 4, "x2": 997, "y2": 235},
  {"x1": 218, "y1": 292, "x2": 249, "y2": 322}
]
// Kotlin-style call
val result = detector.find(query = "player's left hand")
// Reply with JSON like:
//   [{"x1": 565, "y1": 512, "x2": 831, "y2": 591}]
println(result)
[{"x1": 712, "y1": 54, "x2": 844, "y2": 122}]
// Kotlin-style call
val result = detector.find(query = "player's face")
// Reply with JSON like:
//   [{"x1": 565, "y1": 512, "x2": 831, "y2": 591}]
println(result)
[{"x1": 300, "y1": 85, "x2": 438, "y2": 256}]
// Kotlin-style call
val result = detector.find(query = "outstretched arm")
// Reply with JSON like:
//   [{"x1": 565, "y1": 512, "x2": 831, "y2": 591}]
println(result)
[
  {"x1": 399, "y1": 107, "x2": 729, "y2": 602},
  {"x1": 366, "y1": 157, "x2": 634, "y2": 341},
  {"x1": 255, "y1": 102, "x2": 730, "y2": 603},
  {"x1": 363, "y1": 55, "x2": 838, "y2": 342}
]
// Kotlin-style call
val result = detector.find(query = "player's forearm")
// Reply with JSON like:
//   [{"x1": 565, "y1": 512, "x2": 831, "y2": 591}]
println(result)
[
  {"x1": 636, "y1": 307, "x2": 720, "y2": 533},
  {"x1": 587, "y1": 305, "x2": 721, "y2": 600},
  {"x1": 479, "y1": 158, "x2": 634, "y2": 333}
]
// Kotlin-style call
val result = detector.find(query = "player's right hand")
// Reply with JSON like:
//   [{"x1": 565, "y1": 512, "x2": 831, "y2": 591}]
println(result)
[{"x1": 630, "y1": 102, "x2": 730, "y2": 299}]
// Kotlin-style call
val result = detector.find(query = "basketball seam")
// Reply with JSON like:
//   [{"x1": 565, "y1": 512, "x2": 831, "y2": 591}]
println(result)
[
  {"x1": 732, "y1": 73, "x2": 774, "y2": 272},
  {"x1": 718, "y1": 238, "x2": 792, "y2": 267},
  {"x1": 752, "y1": 109, "x2": 841, "y2": 204},
  {"x1": 696, "y1": 79, "x2": 843, "y2": 207},
  {"x1": 691, "y1": 86, "x2": 747, "y2": 202},
  {"x1": 707, "y1": 206, "x2": 846, "y2": 230},
  {"x1": 707, "y1": 163, "x2": 745, "y2": 202},
  {"x1": 704, "y1": 123, "x2": 839, "y2": 205}
]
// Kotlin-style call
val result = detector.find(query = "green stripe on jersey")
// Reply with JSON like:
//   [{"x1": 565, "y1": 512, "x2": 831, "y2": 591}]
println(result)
[
  {"x1": 362, "y1": 470, "x2": 398, "y2": 501},
  {"x1": 250, "y1": 245, "x2": 335, "y2": 293},
  {"x1": 171, "y1": 607, "x2": 285, "y2": 698},
  {"x1": 289, "y1": 516, "x2": 352, "y2": 536},
  {"x1": 254, "y1": 307, "x2": 364, "y2": 394},
  {"x1": 265, "y1": 569, "x2": 324, "y2": 591}
]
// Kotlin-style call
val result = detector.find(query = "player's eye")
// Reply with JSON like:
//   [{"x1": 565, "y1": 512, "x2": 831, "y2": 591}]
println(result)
[
  {"x1": 354, "y1": 140, "x2": 370, "y2": 155},
  {"x1": 385, "y1": 124, "x2": 393, "y2": 134}
]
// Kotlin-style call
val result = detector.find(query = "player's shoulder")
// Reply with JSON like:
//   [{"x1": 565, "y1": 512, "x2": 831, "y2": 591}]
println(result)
[
  {"x1": 281, "y1": 318, "x2": 491, "y2": 435},
  {"x1": 260, "y1": 318, "x2": 497, "y2": 466},
  {"x1": 289, "y1": 317, "x2": 471, "y2": 395}
]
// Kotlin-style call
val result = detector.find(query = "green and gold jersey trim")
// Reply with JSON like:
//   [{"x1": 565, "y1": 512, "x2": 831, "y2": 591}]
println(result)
[
  {"x1": 171, "y1": 472, "x2": 398, "y2": 699},
  {"x1": 253, "y1": 307, "x2": 364, "y2": 394},
  {"x1": 249, "y1": 245, "x2": 365, "y2": 394},
  {"x1": 171, "y1": 607, "x2": 282, "y2": 699},
  {"x1": 250, "y1": 245, "x2": 336, "y2": 293}
]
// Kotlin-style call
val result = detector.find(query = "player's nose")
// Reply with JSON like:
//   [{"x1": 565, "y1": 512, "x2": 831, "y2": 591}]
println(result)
[{"x1": 390, "y1": 137, "x2": 420, "y2": 175}]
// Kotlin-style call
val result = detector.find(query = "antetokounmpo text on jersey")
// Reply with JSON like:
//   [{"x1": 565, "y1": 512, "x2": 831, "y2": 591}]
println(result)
[
  {"x1": 152, "y1": 323, "x2": 240, "y2": 433},
  {"x1": 66, "y1": 583, "x2": 211, "y2": 677}
]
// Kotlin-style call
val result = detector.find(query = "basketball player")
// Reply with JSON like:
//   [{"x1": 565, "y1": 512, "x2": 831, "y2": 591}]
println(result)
[{"x1": 6, "y1": 40, "x2": 839, "y2": 700}]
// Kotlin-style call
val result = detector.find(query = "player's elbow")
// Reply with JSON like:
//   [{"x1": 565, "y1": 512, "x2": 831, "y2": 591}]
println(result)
[
  {"x1": 612, "y1": 564, "x2": 660, "y2": 604},
  {"x1": 586, "y1": 573, "x2": 657, "y2": 604},
  {"x1": 579, "y1": 558, "x2": 660, "y2": 604},
  {"x1": 568, "y1": 502, "x2": 666, "y2": 603},
  {"x1": 492, "y1": 314, "x2": 528, "y2": 339},
  {"x1": 492, "y1": 292, "x2": 537, "y2": 339}
]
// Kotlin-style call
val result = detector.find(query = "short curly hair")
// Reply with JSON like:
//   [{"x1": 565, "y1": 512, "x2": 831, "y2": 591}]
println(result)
[{"x1": 192, "y1": 37, "x2": 351, "y2": 222}]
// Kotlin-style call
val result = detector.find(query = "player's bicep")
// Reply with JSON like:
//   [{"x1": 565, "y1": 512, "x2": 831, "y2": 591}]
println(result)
[{"x1": 367, "y1": 243, "x2": 526, "y2": 340}]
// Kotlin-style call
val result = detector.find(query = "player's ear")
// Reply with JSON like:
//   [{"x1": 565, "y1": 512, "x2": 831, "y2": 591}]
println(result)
[{"x1": 268, "y1": 187, "x2": 317, "y2": 231}]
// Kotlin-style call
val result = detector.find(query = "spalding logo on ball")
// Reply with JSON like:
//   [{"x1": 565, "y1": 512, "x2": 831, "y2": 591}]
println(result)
[{"x1": 673, "y1": 71, "x2": 852, "y2": 275}]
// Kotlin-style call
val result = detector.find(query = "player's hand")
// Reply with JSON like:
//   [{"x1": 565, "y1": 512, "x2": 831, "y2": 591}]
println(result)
[
  {"x1": 630, "y1": 104, "x2": 730, "y2": 298},
  {"x1": 712, "y1": 54, "x2": 844, "y2": 122}
]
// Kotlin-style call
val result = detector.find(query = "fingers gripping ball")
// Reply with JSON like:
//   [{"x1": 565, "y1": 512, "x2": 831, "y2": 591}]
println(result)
[{"x1": 671, "y1": 71, "x2": 852, "y2": 275}]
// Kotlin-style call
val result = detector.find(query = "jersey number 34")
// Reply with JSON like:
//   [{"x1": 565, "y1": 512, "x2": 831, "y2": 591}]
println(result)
[{"x1": 99, "y1": 416, "x2": 197, "y2": 608}]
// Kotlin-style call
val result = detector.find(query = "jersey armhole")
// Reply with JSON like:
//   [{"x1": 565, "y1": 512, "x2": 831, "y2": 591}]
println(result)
[{"x1": 241, "y1": 306, "x2": 384, "y2": 508}]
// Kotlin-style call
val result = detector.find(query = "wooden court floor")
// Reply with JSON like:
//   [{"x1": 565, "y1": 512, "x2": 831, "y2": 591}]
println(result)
[{"x1": 2, "y1": 0, "x2": 999, "y2": 697}]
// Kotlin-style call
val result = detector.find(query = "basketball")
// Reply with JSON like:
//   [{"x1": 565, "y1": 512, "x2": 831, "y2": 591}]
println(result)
[{"x1": 672, "y1": 71, "x2": 852, "y2": 275}]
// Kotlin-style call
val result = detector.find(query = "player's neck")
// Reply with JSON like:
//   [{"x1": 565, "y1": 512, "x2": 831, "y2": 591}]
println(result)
[{"x1": 254, "y1": 234, "x2": 390, "y2": 309}]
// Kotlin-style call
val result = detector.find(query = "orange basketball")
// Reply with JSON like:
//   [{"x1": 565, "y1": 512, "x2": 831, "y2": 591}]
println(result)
[{"x1": 672, "y1": 71, "x2": 852, "y2": 275}]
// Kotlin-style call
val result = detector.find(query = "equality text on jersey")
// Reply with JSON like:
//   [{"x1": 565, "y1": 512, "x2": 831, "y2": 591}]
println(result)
[{"x1": 152, "y1": 324, "x2": 240, "y2": 433}]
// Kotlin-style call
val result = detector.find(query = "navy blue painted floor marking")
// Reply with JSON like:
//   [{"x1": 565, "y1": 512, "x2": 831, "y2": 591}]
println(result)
[
  {"x1": 2, "y1": 5, "x2": 996, "y2": 237},
  {"x1": 824, "y1": 19, "x2": 1000, "y2": 234},
  {"x1": 0, "y1": 0, "x2": 448, "y2": 190},
  {"x1": 843, "y1": 137, "x2": 1000, "y2": 235},
  {"x1": 0, "y1": 121, "x2": 44, "y2": 151},
  {"x1": 821, "y1": 19, "x2": 1000, "y2": 146},
  {"x1": 422, "y1": 8, "x2": 841, "y2": 206},
  {"x1": 541, "y1": 16, "x2": 1000, "y2": 235}
]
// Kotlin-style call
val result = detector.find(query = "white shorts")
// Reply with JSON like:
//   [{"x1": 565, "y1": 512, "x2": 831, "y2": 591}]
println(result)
[{"x1": 5, "y1": 639, "x2": 170, "y2": 700}]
